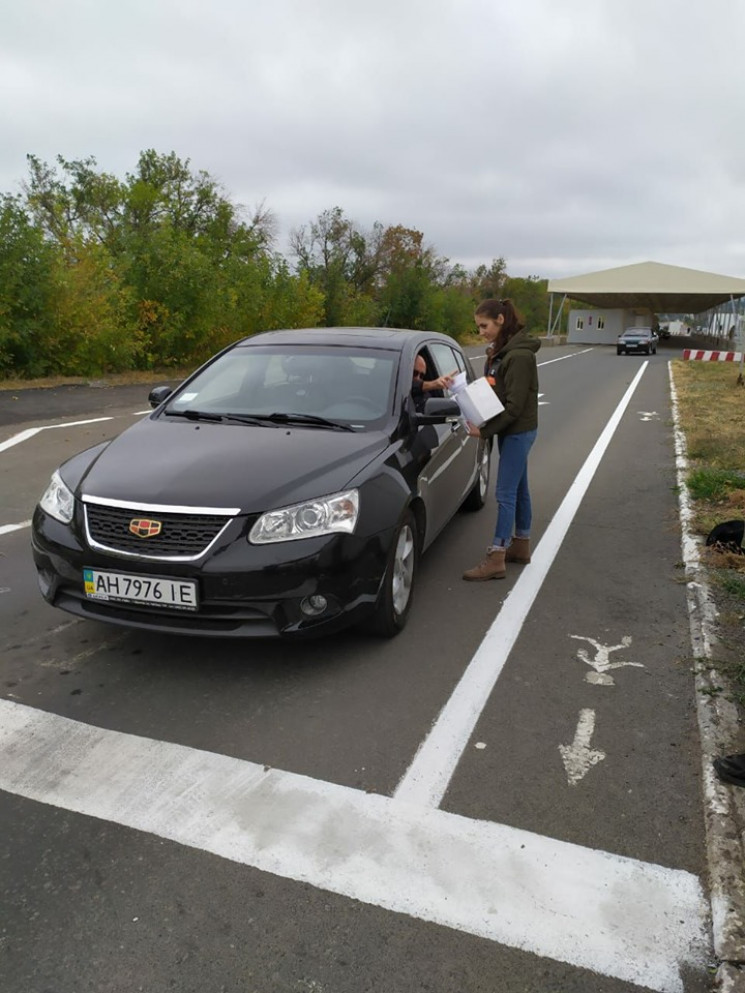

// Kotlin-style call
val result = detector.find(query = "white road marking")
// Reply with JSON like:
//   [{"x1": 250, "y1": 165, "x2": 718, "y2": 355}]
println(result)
[
  {"x1": 538, "y1": 348, "x2": 594, "y2": 366},
  {"x1": 638, "y1": 410, "x2": 660, "y2": 421},
  {"x1": 559, "y1": 708, "x2": 606, "y2": 785},
  {"x1": 0, "y1": 427, "x2": 42, "y2": 453},
  {"x1": 394, "y1": 362, "x2": 649, "y2": 809},
  {"x1": 0, "y1": 698, "x2": 708, "y2": 993},
  {"x1": 0, "y1": 520, "x2": 31, "y2": 536},
  {"x1": 570, "y1": 634, "x2": 644, "y2": 686},
  {"x1": 0, "y1": 417, "x2": 113, "y2": 454}
]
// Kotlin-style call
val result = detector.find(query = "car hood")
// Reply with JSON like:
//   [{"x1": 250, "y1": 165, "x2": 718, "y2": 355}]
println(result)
[{"x1": 77, "y1": 418, "x2": 390, "y2": 513}]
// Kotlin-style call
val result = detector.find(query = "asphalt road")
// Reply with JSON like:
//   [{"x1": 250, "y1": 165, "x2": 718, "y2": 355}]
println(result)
[{"x1": 0, "y1": 345, "x2": 713, "y2": 993}]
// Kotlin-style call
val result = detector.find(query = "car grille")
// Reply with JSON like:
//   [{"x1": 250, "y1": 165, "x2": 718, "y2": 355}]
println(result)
[{"x1": 84, "y1": 503, "x2": 234, "y2": 559}]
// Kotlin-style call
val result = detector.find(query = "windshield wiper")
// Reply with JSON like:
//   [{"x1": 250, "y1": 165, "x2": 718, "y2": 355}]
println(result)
[
  {"x1": 164, "y1": 409, "x2": 354, "y2": 431},
  {"x1": 220, "y1": 413, "x2": 281, "y2": 427},
  {"x1": 164, "y1": 409, "x2": 225, "y2": 422},
  {"x1": 256, "y1": 412, "x2": 355, "y2": 432}
]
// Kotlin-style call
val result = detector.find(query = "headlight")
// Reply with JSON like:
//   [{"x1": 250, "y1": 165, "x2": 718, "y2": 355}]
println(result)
[
  {"x1": 249, "y1": 489, "x2": 359, "y2": 544},
  {"x1": 39, "y1": 470, "x2": 75, "y2": 524}
]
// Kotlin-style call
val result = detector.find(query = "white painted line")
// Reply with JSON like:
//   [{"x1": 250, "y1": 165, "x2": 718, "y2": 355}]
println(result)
[
  {"x1": 468, "y1": 348, "x2": 593, "y2": 374},
  {"x1": 538, "y1": 347, "x2": 594, "y2": 366},
  {"x1": 0, "y1": 417, "x2": 113, "y2": 454},
  {"x1": 45, "y1": 417, "x2": 113, "y2": 430},
  {"x1": 0, "y1": 698, "x2": 707, "y2": 993},
  {"x1": 0, "y1": 520, "x2": 31, "y2": 536},
  {"x1": 395, "y1": 363, "x2": 649, "y2": 809},
  {"x1": 0, "y1": 427, "x2": 42, "y2": 453}
]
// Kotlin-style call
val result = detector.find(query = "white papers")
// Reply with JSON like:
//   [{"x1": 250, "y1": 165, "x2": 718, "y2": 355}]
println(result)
[{"x1": 449, "y1": 371, "x2": 468, "y2": 394}]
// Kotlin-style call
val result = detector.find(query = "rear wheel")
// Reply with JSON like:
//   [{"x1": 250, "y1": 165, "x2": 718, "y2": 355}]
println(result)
[
  {"x1": 367, "y1": 511, "x2": 418, "y2": 637},
  {"x1": 462, "y1": 439, "x2": 492, "y2": 511}
]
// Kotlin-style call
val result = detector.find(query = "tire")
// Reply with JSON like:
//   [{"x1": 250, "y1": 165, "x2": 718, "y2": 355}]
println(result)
[
  {"x1": 617, "y1": 348, "x2": 623, "y2": 355},
  {"x1": 367, "y1": 511, "x2": 418, "y2": 637},
  {"x1": 462, "y1": 439, "x2": 492, "y2": 511}
]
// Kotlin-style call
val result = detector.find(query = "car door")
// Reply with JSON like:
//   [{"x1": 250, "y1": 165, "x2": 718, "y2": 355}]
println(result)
[{"x1": 415, "y1": 343, "x2": 479, "y2": 541}]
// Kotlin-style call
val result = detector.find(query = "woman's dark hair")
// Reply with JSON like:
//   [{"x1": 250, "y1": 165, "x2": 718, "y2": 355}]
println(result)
[{"x1": 475, "y1": 298, "x2": 525, "y2": 353}]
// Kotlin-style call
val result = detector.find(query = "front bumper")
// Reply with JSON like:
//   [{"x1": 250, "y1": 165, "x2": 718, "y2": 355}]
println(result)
[{"x1": 31, "y1": 508, "x2": 392, "y2": 639}]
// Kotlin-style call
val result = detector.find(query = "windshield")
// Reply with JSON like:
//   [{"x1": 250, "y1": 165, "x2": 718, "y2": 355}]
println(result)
[{"x1": 164, "y1": 345, "x2": 398, "y2": 430}]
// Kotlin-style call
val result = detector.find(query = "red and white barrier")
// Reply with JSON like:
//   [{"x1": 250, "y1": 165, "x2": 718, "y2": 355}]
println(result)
[{"x1": 683, "y1": 349, "x2": 743, "y2": 362}]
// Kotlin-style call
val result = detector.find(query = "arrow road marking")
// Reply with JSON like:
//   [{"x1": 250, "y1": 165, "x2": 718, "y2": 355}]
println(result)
[
  {"x1": 559, "y1": 708, "x2": 606, "y2": 786},
  {"x1": 638, "y1": 410, "x2": 659, "y2": 421},
  {"x1": 570, "y1": 634, "x2": 644, "y2": 686}
]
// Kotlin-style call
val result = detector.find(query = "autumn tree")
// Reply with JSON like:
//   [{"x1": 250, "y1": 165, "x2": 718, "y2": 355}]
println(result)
[{"x1": 0, "y1": 194, "x2": 58, "y2": 375}]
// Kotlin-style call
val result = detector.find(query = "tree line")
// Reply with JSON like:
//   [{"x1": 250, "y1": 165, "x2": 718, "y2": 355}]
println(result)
[{"x1": 0, "y1": 150, "x2": 553, "y2": 378}]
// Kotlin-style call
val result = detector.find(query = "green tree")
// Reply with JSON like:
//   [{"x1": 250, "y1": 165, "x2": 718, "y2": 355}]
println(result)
[
  {"x1": 501, "y1": 275, "x2": 550, "y2": 335},
  {"x1": 467, "y1": 257, "x2": 508, "y2": 302},
  {"x1": 290, "y1": 207, "x2": 382, "y2": 326},
  {"x1": 0, "y1": 194, "x2": 58, "y2": 376}
]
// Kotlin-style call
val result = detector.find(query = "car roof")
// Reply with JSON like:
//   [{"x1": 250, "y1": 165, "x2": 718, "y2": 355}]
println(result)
[{"x1": 235, "y1": 327, "x2": 463, "y2": 351}]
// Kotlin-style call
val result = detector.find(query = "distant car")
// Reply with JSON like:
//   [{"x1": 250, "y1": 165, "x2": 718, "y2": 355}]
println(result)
[
  {"x1": 616, "y1": 327, "x2": 658, "y2": 355},
  {"x1": 32, "y1": 327, "x2": 491, "y2": 640}
]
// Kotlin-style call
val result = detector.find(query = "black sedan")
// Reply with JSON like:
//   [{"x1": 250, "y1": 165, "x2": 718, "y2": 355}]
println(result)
[
  {"x1": 616, "y1": 327, "x2": 658, "y2": 355},
  {"x1": 32, "y1": 328, "x2": 491, "y2": 639}
]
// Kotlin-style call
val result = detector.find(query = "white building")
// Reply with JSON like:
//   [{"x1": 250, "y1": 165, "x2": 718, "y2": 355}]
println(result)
[{"x1": 546, "y1": 261, "x2": 745, "y2": 345}]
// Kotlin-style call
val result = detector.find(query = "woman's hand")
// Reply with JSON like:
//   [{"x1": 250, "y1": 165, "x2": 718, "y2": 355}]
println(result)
[{"x1": 465, "y1": 422, "x2": 481, "y2": 438}]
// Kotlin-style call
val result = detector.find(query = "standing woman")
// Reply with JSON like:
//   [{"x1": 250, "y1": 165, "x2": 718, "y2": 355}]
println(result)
[{"x1": 462, "y1": 298, "x2": 540, "y2": 581}]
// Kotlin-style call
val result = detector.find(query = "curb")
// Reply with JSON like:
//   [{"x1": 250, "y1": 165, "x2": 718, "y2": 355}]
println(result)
[{"x1": 670, "y1": 363, "x2": 745, "y2": 988}]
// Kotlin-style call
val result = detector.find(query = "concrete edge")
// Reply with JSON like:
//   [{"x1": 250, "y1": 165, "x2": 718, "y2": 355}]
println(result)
[{"x1": 669, "y1": 362, "x2": 745, "y2": 982}]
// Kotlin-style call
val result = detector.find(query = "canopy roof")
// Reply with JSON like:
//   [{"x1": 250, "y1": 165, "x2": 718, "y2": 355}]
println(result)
[{"x1": 547, "y1": 261, "x2": 745, "y2": 313}]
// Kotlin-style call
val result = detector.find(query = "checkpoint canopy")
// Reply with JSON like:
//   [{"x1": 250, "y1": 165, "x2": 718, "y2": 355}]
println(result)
[{"x1": 546, "y1": 261, "x2": 745, "y2": 342}]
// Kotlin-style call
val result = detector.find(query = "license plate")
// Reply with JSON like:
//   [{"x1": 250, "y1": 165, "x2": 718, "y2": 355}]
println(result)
[{"x1": 83, "y1": 568, "x2": 198, "y2": 611}]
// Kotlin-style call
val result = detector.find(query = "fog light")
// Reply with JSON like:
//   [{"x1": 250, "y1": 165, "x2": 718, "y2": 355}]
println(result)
[{"x1": 300, "y1": 595, "x2": 328, "y2": 617}]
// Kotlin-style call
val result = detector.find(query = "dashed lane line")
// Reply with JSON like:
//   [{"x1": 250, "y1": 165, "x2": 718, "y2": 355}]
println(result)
[
  {"x1": 0, "y1": 698, "x2": 708, "y2": 993},
  {"x1": 0, "y1": 417, "x2": 114, "y2": 454},
  {"x1": 0, "y1": 520, "x2": 31, "y2": 535}
]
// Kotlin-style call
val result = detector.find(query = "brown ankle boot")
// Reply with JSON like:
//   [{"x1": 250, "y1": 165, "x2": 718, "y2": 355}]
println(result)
[
  {"x1": 462, "y1": 546, "x2": 506, "y2": 581},
  {"x1": 505, "y1": 537, "x2": 531, "y2": 564}
]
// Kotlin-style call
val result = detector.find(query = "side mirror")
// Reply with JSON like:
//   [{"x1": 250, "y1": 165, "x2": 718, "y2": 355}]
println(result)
[
  {"x1": 148, "y1": 385, "x2": 173, "y2": 409},
  {"x1": 414, "y1": 397, "x2": 462, "y2": 425}
]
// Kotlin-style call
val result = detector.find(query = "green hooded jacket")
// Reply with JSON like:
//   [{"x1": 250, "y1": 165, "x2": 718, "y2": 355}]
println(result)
[{"x1": 479, "y1": 330, "x2": 541, "y2": 440}]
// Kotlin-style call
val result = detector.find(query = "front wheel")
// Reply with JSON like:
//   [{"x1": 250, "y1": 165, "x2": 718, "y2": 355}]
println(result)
[
  {"x1": 617, "y1": 347, "x2": 623, "y2": 355},
  {"x1": 366, "y1": 511, "x2": 418, "y2": 637}
]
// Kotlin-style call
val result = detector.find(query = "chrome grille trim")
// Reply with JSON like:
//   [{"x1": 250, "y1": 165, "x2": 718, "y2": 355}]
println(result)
[
  {"x1": 83, "y1": 494, "x2": 239, "y2": 515},
  {"x1": 83, "y1": 501, "x2": 237, "y2": 562}
]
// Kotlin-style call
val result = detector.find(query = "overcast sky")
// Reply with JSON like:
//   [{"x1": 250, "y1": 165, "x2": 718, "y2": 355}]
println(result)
[{"x1": 3, "y1": 0, "x2": 744, "y2": 280}]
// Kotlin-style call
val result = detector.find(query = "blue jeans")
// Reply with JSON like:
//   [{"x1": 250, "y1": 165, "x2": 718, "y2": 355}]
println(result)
[{"x1": 492, "y1": 429, "x2": 537, "y2": 547}]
